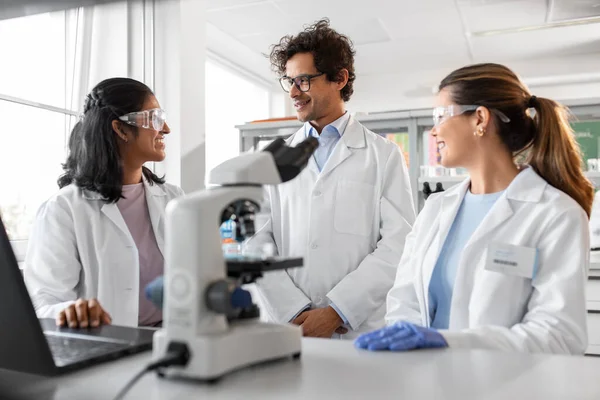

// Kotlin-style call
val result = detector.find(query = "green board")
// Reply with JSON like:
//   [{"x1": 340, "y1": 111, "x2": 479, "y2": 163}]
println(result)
[{"x1": 572, "y1": 121, "x2": 600, "y2": 165}]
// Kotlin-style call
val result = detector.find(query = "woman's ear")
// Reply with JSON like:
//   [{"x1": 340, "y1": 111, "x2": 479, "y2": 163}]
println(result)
[
  {"x1": 111, "y1": 120, "x2": 129, "y2": 143},
  {"x1": 475, "y1": 106, "x2": 491, "y2": 131}
]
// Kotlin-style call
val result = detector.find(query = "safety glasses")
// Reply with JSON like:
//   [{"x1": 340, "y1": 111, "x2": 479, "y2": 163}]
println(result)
[
  {"x1": 118, "y1": 108, "x2": 167, "y2": 131},
  {"x1": 432, "y1": 105, "x2": 510, "y2": 127}
]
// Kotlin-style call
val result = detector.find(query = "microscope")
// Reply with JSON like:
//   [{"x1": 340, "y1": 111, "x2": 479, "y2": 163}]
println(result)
[{"x1": 152, "y1": 136, "x2": 319, "y2": 381}]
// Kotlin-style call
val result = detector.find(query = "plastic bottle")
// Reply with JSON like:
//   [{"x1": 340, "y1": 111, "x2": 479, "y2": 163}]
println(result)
[{"x1": 219, "y1": 219, "x2": 241, "y2": 258}]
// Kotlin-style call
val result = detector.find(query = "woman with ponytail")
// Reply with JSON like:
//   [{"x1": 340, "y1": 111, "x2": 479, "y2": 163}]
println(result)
[{"x1": 355, "y1": 63, "x2": 592, "y2": 354}]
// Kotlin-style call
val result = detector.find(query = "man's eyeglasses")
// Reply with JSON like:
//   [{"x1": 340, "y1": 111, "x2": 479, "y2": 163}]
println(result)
[
  {"x1": 118, "y1": 108, "x2": 167, "y2": 131},
  {"x1": 279, "y1": 73, "x2": 324, "y2": 93}
]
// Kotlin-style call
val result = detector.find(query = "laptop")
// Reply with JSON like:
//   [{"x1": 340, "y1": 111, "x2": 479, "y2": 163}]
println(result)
[{"x1": 0, "y1": 214, "x2": 154, "y2": 376}]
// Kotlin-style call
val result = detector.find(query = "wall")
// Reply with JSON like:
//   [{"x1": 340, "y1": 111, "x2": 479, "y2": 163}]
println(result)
[
  {"x1": 154, "y1": 0, "x2": 206, "y2": 193},
  {"x1": 347, "y1": 56, "x2": 600, "y2": 114}
]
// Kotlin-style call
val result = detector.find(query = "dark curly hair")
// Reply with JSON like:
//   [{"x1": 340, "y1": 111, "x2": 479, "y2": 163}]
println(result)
[{"x1": 269, "y1": 18, "x2": 356, "y2": 102}]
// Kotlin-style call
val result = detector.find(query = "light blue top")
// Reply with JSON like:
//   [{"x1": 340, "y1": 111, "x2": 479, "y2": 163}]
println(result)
[
  {"x1": 428, "y1": 189, "x2": 505, "y2": 329},
  {"x1": 305, "y1": 111, "x2": 350, "y2": 172},
  {"x1": 291, "y1": 112, "x2": 351, "y2": 326}
]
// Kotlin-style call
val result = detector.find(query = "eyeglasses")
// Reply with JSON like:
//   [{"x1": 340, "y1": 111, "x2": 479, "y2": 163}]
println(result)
[
  {"x1": 279, "y1": 73, "x2": 324, "y2": 93},
  {"x1": 118, "y1": 108, "x2": 167, "y2": 131},
  {"x1": 432, "y1": 105, "x2": 511, "y2": 127}
]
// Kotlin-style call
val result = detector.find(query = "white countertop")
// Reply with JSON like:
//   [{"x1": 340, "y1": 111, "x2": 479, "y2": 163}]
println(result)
[{"x1": 2, "y1": 339, "x2": 600, "y2": 400}]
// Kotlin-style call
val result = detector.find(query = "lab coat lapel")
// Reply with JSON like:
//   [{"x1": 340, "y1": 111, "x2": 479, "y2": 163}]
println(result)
[
  {"x1": 288, "y1": 124, "x2": 320, "y2": 176},
  {"x1": 101, "y1": 203, "x2": 131, "y2": 240},
  {"x1": 422, "y1": 181, "x2": 469, "y2": 294},
  {"x1": 143, "y1": 176, "x2": 167, "y2": 256},
  {"x1": 318, "y1": 116, "x2": 366, "y2": 179},
  {"x1": 83, "y1": 188, "x2": 132, "y2": 242},
  {"x1": 307, "y1": 156, "x2": 320, "y2": 175},
  {"x1": 464, "y1": 196, "x2": 514, "y2": 251}
]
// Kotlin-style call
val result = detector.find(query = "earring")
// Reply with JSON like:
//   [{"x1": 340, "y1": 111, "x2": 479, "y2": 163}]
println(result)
[{"x1": 474, "y1": 127, "x2": 485, "y2": 137}]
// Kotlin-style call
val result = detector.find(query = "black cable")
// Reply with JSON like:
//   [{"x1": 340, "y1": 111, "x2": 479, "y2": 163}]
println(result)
[{"x1": 113, "y1": 342, "x2": 190, "y2": 400}]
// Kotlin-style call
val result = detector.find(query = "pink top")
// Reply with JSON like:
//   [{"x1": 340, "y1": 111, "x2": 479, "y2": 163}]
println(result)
[{"x1": 117, "y1": 183, "x2": 163, "y2": 326}]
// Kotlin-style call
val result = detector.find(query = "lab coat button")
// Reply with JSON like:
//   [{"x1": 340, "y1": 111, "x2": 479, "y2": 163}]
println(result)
[
  {"x1": 311, "y1": 243, "x2": 318, "y2": 249},
  {"x1": 314, "y1": 191, "x2": 321, "y2": 196},
  {"x1": 315, "y1": 296, "x2": 323, "y2": 303}
]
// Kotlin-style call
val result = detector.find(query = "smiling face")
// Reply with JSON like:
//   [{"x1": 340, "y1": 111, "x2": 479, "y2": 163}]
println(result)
[
  {"x1": 430, "y1": 88, "x2": 481, "y2": 168},
  {"x1": 285, "y1": 52, "x2": 344, "y2": 127},
  {"x1": 116, "y1": 95, "x2": 170, "y2": 166}
]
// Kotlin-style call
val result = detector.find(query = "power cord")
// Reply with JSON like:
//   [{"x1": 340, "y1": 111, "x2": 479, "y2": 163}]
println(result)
[{"x1": 113, "y1": 342, "x2": 190, "y2": 400}]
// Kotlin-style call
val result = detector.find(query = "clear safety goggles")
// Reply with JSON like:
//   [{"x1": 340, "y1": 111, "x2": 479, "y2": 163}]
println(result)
[
  {"x1": 432, "y1": 105, "x2": 510, "y2": 127},
  {"x1": 118, "y1": 108, "x2": 167, "y2": 131}
]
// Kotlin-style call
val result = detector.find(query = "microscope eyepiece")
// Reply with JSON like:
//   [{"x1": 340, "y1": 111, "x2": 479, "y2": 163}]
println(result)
[{"x1": 265, "y1": 137, "x2": 319, "y2": 183}]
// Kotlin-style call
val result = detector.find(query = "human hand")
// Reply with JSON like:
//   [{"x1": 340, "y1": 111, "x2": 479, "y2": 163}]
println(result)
[
  {"x1": 56, "y1": 298, "x2": 112, "y2": 328},
  {"x1": 354, "y1": 321, "x2": 447, "y2": 351},
  {"x1": 295, "y1": 307, "x2": 344, "y2": 338}
]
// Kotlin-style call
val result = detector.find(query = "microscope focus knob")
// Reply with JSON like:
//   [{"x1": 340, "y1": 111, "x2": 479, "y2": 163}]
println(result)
[
  {"x1": 231, "y1": 287, "x2": 252, "y2": 309},
  {"x1": 206, "y1": 280, "x2": 252, "y2": 314}
]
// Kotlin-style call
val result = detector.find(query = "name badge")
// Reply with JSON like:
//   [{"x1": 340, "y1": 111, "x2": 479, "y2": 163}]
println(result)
[{"x1": 485, "y1": 243, "x2": 538, "y2": 279}]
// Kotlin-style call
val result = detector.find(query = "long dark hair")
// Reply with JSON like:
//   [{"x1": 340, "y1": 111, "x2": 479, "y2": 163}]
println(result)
[
  {"x1": 269, "y1": 18, "x2": 356, "y2": 102},
  {"x1": 58, "y1": 77, "x2": 165, "y2": 202},
  {"x1": 439, "y1": 63, "x2": 593, "y2": 217}
]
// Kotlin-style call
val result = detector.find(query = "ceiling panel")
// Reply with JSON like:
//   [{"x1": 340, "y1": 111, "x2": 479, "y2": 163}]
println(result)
[
  {"x1": 470, "y1": 23, "x2": 600, "y2": 60},
  {"x1": 206, "y1": 1, "x2": 287, "y2": 36},
  {"x1": 206, "y1": 0, "x2": 267, "y2": 12},
  {"x1": 458, "y1": 0, "x2": 546, "y2": 32},
  {"x1": 550, "y1": 0, "x2": 600, "y2": 21},
  {"x1": 354, "y1": 35, "x2": 472, "y2": 76},
  {"x1": 380, "y1": 8, "x2": 464, "y2": 40},
  {"x1": 207, "y1": 0, "x2": 600, "y2": 106}
]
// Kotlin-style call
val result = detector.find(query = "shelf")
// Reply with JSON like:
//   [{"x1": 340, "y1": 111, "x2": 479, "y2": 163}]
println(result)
[
  {"x1": 238, "y1": 103, "x2": 600, "y2": 211},
  {"x1": 418, "y1": 176, "x2": 467, "y2": 185},
  {"x1": 585, "y1": 172, "x2": 600, "y2": 179}
]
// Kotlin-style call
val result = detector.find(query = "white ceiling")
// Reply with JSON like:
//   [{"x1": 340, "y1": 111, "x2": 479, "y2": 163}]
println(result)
[{"x1": 206, "y1": 0, "x2": 600, "y2": 110}]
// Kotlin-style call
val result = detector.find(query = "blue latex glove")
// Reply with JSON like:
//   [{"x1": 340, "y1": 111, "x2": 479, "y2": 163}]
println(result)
[
  {"x1": 354, "y1": 321, "x2": 448, "y2": 351},
  {"x1": 145, "y1": 275, "x2": 164, "y2": 309}
]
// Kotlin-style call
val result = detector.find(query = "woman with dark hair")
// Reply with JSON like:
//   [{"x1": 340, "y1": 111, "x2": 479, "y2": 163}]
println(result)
[
  {"x1": 355, "y1": 63, "x2": 592, "y2": 354},
  {"x1": 24, "y1": 77, "x2": 184, "y2": 328}
]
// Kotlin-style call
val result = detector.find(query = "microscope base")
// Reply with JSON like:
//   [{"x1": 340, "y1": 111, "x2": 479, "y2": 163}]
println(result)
[{"x1": 152, "y1": 321, "x2": 302, "y2": 380}]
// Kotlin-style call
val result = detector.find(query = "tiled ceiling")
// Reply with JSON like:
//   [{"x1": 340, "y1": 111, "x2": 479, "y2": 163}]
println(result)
[{"x1": 207, "y1": 0, "x2": 600, "y2": 108}]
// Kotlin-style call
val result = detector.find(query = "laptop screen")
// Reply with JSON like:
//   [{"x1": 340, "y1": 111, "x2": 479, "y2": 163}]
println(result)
[{"x1": 0, "y1": 214, "x2": 57, "y2": 374}]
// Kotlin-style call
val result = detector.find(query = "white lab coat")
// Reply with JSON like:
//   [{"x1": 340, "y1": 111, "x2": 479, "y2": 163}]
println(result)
[
  {"x1": 386, "y1": 167, "x2": 589, "y2": 354},
  {"x1": 250, "y1": 115, "x2": 415, "y2": 339},
  {"x1": 589, "y1": 190, "x2": 600, "y2": 248},
  {"x1": 23, "y1": 177, "x2": 184, "y2": 327}
]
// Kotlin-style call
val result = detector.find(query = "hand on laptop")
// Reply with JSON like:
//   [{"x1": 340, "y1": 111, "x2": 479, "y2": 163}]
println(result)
[{"x1": 56, "y1": 298, "x2": 112, "y2": 328}]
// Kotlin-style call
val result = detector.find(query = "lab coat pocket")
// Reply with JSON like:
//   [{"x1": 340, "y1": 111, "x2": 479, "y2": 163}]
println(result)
[{"x1": 334, "y1": 180, "x2": 375, "y2": 236}]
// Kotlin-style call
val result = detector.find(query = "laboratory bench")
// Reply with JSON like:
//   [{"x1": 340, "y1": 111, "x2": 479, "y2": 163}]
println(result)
[{"x1": 2, "y1": 338, "x2": 600, "y2": 400}]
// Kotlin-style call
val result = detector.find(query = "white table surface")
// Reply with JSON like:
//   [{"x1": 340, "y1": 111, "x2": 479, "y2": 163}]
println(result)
[{"x1": 2, "y1": 338, "x2": 600, "y2": 400}]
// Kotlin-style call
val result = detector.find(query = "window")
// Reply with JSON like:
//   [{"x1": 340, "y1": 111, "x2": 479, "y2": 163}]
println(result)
[
  {"x1": 0, "y1": 1, "x2": 153, "y2": 248},
  {"x1": 205, "y1": 59, "x2": 271, "y2": 175},
  {"x1": 0, "y1": 11, "x2": 79, "y2": 241}
]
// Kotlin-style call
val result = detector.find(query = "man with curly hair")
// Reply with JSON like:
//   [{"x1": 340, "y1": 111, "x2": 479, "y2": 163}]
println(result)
[{"x1": 249, "y1": 19, "x2": 415, "y2": 339}]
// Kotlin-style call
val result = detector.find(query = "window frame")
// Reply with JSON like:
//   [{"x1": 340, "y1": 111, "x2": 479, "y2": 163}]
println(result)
[{"x1": 1, "y1": 1, "x2": 156, "y2": 262}]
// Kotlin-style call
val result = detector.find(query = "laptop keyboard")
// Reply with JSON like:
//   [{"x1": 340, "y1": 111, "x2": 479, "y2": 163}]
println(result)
[{"x1": 45, "y1": 334, "x2": 129, "y2": 366}]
